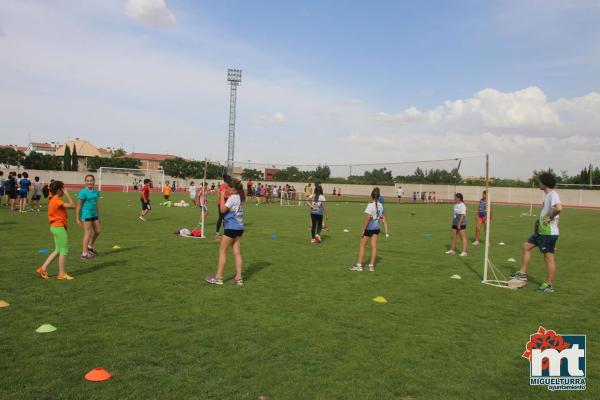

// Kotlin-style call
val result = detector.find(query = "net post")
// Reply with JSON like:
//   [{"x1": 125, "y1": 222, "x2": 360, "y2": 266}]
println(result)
[
  {"x1": 529, "y1": 179, "x2": 534, "y2": 216},
  {"x1": 98, "y1": 167, "x2": 103, "y2": 192},
  {"x1": 200, "y1": 158, "x2": 207, "y2": 238}
]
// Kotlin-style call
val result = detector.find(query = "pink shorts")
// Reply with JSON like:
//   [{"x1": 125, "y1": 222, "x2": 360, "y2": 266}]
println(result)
[{"x1": 477, "y1": 215, "x2": 490, "y2": 223}]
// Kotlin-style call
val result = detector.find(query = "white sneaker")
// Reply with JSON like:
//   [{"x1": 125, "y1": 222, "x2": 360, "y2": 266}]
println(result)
[
  {"x1": 310, "y1": 239, "x2": 316, "y2": 243},
  {"x1": 139, "y1": 216, "x2": 146, "y2": 222},
  {"x1": 460, "y1": 252, "x2": 468, "y2": 257},
  {"x1": 367, "y1": 264, "x2": 375, "y2": 272},
  {"x1": 472, "y1": 241, "x2": 480, "y2": 245},
  {"x1": 445, "y1": 250, "x2": 456, "y2": 255}
]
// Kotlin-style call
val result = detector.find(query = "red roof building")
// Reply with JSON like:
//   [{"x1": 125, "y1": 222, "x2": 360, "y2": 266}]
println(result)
[{"x1": 127, "y1": 152, "x2": 178, "y2": 170}]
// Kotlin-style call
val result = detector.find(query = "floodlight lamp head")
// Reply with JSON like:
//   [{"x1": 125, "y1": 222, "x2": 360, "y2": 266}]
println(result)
[{"x1": 227, "y1": 68, "x2": 242, "y2": 84}]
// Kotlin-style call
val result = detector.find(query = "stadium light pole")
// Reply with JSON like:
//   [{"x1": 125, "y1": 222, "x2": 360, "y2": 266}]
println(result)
[{"x1": 226, "y1": 68, "x2": 242, "y2": 173}]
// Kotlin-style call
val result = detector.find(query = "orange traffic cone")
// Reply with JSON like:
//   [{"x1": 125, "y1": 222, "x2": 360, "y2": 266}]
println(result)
[{"x1": 84, "y1": 368, "x2": 112, "y2": 382}]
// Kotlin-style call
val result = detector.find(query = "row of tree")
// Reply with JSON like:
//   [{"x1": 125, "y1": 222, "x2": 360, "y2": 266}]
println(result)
[
  {"x1": 0, "y1": 147, "x2": 63, "y2": 170},
  {"x1": 1, "y1": 146, "x2": 598, "y2": 188},
  {"x1": 159, "y1": 157, "x2": 226, "y2": 179}
]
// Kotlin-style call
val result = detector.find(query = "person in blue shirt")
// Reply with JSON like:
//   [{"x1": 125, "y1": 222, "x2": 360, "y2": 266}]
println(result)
[
  {"x1": 349, "y1": 188, "x2": 386, "y2": 272},
  {"x1": 377, "y1": 194, "x2": 390, "y2": 237},
  {"x1": 76, "y1": 174, "x2": 101, "y2": 259},
  {"x1": 18, "y1": 171, "x2": 31, "y2": 213},
  {"x1": 473, "y1": 190, "x2": 492, "y2": 245},
  {"x1": 206, "y1": 179, "x2": 246, "y2": 286}
]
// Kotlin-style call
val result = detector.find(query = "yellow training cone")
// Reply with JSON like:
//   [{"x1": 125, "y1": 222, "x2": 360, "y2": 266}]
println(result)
[
  {"x1": 0, "y1": 300, "x2": 10, "y2": 308},
  {"x1": 112, "y1": 245, "x2": 121, "y2": 250},
  {"x1": 372, "y1": 296, "x2": 387, "y2": 304}
]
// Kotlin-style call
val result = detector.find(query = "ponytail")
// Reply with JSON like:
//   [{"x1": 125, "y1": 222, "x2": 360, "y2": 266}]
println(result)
[
  {"x1": 371, "y1": 187, "x2": 381, "y2": 218},
  {"x1": 233, "y1": 179, "x2": 246, "y2": 202}
]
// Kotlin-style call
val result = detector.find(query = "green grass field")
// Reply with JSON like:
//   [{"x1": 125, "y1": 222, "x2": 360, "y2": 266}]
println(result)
[{"x1": 1, "y1": 191, "x2": 597, "y2": 399}]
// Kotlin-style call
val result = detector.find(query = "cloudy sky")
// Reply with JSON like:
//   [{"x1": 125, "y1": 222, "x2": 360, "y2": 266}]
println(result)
[{"x1": 0, "y1": 0, "x2": 599, "y2": 178}]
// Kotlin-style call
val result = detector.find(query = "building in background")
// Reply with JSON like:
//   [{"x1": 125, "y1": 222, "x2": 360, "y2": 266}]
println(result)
[
  {"x1": 264, "y1": 168, "x2": 280, "y2": 181},
  {"x1": 28, "y1": 142, "x2": 58, "y2": 155},
  {"x1": 0, "y1": 144, "x2": 29, "y2": 153},
  {"x1": 127, "y1": 153, "x2": 177, "y2": 171},
  {"x1": 54, "y1": 139, "x2": 109, "y2": 170}
]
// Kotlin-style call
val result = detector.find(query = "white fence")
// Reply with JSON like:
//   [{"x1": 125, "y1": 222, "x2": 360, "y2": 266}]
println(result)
[{"x1": 2, "y1": 168, "x2": 599, "y2": 208}]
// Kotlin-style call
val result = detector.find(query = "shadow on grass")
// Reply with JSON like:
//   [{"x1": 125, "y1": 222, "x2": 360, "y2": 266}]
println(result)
[
  {"x1": 237, "y1": 261, "x2": 271, "y2": 282},
  {"x1": 457, "y1": 257, "x2": 483, "y2": 280},
  {"x1": 74, "y1": 261, "x2": 122, "y2": 276}
]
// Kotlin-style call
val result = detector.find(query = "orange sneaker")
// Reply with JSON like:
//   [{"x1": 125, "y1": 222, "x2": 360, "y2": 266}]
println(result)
[
  {"x1": 36, "y1": 267, "x2": 48, "y2": 279},
  {"x1": 56, "y1": 273, "x2": 74, "y2": 281}
]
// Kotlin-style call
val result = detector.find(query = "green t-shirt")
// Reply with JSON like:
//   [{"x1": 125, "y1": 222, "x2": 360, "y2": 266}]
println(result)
[{"x1": 77, "y1": 188, "x2": 100, "y2": 220}]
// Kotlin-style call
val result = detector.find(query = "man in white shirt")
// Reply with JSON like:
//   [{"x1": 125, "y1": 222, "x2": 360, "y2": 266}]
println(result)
[
  {"x1": 510, "y1": 173, "x2": 562, "y2": 293},
  {"x1": 396, "y1": 186, "x2": 404, "y2": 203},
  {"x1": 188, "y1": 181, "x2": 198, "y2": 207}
]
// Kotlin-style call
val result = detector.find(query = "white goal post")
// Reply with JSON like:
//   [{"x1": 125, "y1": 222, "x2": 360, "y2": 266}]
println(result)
[
  {"x1": 280, "y1": 190, "x2": 304, "y2": 206},
  {"x1": 98, "y1": 167, "x2": 165, "y2": 192}
]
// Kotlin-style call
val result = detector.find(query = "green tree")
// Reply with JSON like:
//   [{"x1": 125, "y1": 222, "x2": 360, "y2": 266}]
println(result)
[
  {"x1": 111, "y1": 148, "x2": 127, "y2": 158},
  {"x1": 63, "y1": 145, "x2": 71, "y2": 171},
  {"x1": 21, "y1": 152, "x2": 62, "y2": 170},
  {"x1": 0, "y1": 147, "x2": 25, "y2": 167},
  {"x1": 71, "y1": 145, "x2": 79, "y2": 171},
  {"x1": 242, "y1": 168, "x2": 263, "y2": 180},
  {"x1": 86, "y1": 156, "x2": 141, "y2": 171},
  {"x1": 160, "y1": 157, "x2": 190, "y2": 178},
  {"x1": 313, "y1": 165, "x2": 331, "y2": 182}
]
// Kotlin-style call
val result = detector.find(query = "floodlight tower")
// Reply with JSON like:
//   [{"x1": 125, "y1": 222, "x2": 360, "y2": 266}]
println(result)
[{"x1": 226, "y1": 68, "x2": 242, "y2": 173}]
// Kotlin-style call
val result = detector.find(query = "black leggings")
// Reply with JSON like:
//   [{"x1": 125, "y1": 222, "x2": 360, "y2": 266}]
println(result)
[
  {"x1": 216, "y1": 205, "x2": 226, "y2": 233},
  {"x1": 311, "y1": 214, "x2": 323, "y2": 238}
]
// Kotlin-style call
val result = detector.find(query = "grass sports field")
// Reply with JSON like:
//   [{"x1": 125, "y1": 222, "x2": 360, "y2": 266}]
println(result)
[{"x1": 1, "y1": 191, "x2": 597, "y2": 399}]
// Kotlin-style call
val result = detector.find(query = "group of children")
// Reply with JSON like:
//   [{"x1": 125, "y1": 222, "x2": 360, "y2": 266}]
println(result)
[
  {"x1": 27, "y1": 170, "x2": 561, "y2": 293},
  {"x1": 0, "y1": 171, "x2": 44, "y2": 212},
  {"x1": 412, "y1": 191, "x2": 437, "y2": 203},
  {"x1": 35, "y1": 174, "x2": 101, "y2": 280},
  {"x1": 444, "y1": 190, "x2": 491, "y2": 257}
]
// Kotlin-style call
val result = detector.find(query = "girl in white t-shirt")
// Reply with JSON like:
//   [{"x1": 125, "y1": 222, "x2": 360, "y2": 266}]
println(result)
[
  {"x1": 349, "y1": 188, "x2": 385, "y2": 272},
  {"x1": 446, "y1": 193, "x2": 468, "y2": 256},
  {"x1": 188, "y1": 181, "x2": 197, "y2": 207}
]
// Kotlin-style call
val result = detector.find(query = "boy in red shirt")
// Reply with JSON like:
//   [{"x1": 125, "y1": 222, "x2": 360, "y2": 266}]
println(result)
[
  {"x1": 139, "y1": 179, "x2": 152, "y2": 222},
  {"x1": 36, "y1": 181, "x2": 76, "y2": 280}
]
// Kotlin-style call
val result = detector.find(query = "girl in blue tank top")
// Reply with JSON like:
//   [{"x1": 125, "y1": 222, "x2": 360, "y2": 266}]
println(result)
[{"x1": 206, "y1": 179, "x2": 246, "y2": 287}]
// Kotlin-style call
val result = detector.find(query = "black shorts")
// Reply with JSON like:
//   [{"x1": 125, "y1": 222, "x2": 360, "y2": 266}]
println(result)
[
  {"x1": 31, "y1": 195, "x2": 41, "y2": 201},
  {"x1": 224, "y1": 229, "x2": 244, "y2": 238},
  {"x1": 363, "y1": 229, "x2": 380, "y2": 237},
  {"x1": 8, "y1": 190, "x2": 17, "y2": 200},
  {"x1": 452, "y1": 225, "x2": 467, "y2": 230},
  {"x1": 528, "y1": 233, "x2": 559, "y2": 254},
  {"x1": 84, "y1": 216, "x2": 99, "y2": 222},
  {"x1": 141, "y1": 200, "x2": 151, "y2": 210}
]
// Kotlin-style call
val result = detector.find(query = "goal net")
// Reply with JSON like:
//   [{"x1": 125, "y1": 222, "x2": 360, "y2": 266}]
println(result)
[{"x1": 98, "y1": 167, "x2": 165, "y2": 192}]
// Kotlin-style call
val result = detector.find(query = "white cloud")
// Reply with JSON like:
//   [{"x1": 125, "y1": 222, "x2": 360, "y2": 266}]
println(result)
[
  {"x1": 257, "y1": 112, "x2": 285, "y2": 125},
  {"x1": 124, "y1": 0, "x2": 176, "y2": 27},
  {"x1": 343, "y1": 87, "x2": 600, "y2": 178},
  {"x1": 374, "y1": 87, "x2": 564, "y2": 133}
]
